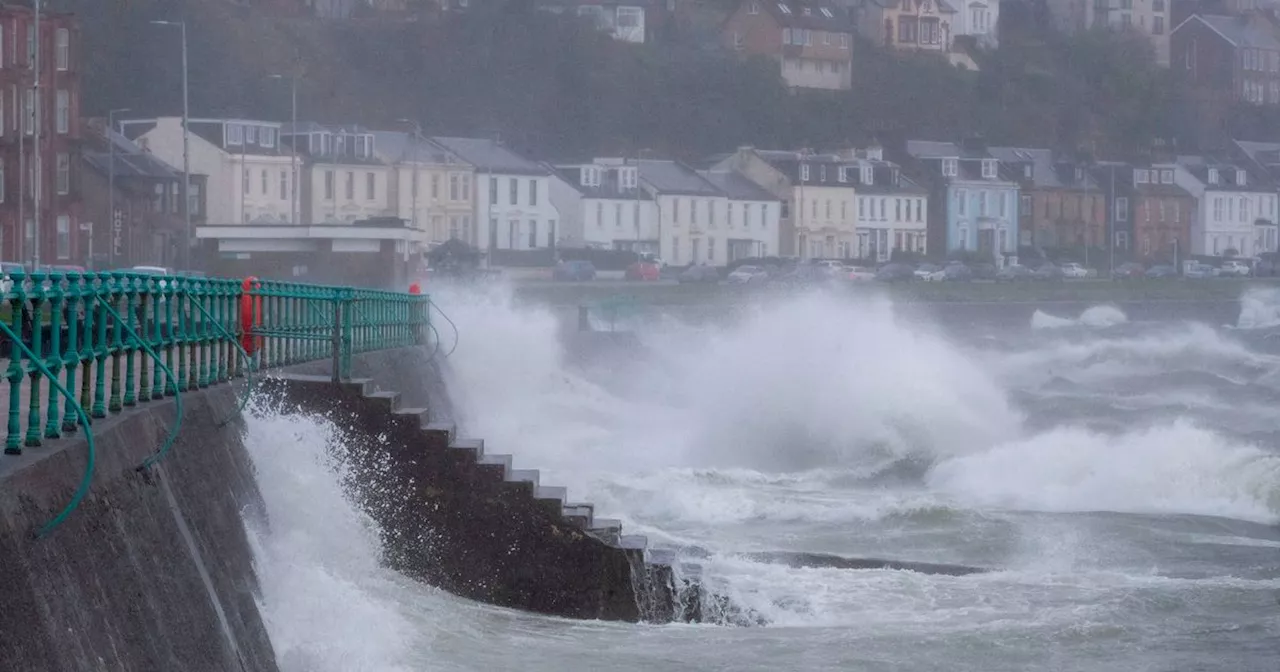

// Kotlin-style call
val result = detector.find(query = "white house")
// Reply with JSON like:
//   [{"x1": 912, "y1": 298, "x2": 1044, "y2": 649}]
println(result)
[
  {"x1": 122, "y1": 116, "x2": 294, "y2": 226},
  {"x1": 372, "y1": 131, "x2": 475, "y2": 245},
  {"x1": 551, "y1": 159, "x2": 659, "y2": 252},
  {"x1": 953, "y1": 0, "x2": 1000, "y2": 49},
  {"x1": 280, "y1": 123, "x2": 396, "y2": 226},
  {"x1": 845, "y1": 146, "x2": 929, "y2": 261},
  {"x1": 540, "y1": 2, "x2": 648, "y2": 43},
  {"x1": 1174, "y1": 156, "x2": 1278, "y2": 257},
  {"x1": 431, "y1": 137, "x2": 560, "y2": 251},
  {"x1": 636, "y1": 159, "x2": 728, "y2": 265},
  {"x1": 697, "y1": 169, "x2": 781, "y2": 262}
]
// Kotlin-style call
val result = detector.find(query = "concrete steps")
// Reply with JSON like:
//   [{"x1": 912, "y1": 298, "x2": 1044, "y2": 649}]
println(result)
[{"x1": 308, "y1": 374, "x2": 681, "y2": 612}]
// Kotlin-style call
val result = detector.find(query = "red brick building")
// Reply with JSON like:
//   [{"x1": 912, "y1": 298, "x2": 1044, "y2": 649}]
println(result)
[
  {"x1": 723, "y1": 0, "x2": 854, "y2": 90},
  {"x1": 0, "y1": 6, "x2": 82, "y2": 266}
]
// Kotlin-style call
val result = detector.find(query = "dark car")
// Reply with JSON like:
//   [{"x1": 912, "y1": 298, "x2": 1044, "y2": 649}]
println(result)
[
  {"x1": 971, "y1": 263, "x2": 998, "y2": 281},
  {"x1": 1032, "y1": 264, "x2": 1064, "y2": 281},
  {"x1": 875, "y1": 263, "x2": 916, "y2": 282},
  {"x1": 995, "y1": 264, "x2": 1033, "y2": 282},
  {"x1": 677, "y1": 265, "x2": 721, "y2": 284},
  {"x1": 941, "y1": 263, "x2": 973, "y2": 282},
  {"x1": 553, "y1": 260, "x2": 596, "y2": 281},
  {"x1": 1113, "y1": 262, "x2": 1146, "y2": 280},
  {"x1": 1145, "y1": 264, "x2": 1178, "y2": 279}
]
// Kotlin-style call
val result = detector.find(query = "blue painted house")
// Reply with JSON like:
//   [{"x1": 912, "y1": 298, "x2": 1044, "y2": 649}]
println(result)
[{"x1": 901, "y1": 139, "x2": 1020, "y2": 262}]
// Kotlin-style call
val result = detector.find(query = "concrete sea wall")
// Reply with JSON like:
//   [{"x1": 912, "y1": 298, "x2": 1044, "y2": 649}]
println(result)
[{"x1": 0, "y1": 385, "x2": 278, "y2": 672}]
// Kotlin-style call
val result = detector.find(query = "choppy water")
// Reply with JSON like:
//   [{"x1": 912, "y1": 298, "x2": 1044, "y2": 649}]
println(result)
[{"x1": 241, "y1": 285, "x2": 1280, "y2": 672}]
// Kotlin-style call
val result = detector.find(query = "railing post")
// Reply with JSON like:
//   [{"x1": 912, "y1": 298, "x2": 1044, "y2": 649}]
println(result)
[{"x1": 330, "y1": 290, "x2": 343, "y2": 384}]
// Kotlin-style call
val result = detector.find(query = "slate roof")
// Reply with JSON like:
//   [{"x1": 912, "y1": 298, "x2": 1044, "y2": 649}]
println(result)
[
  {"x1": 1176, "y1": 155, "x2": 1269, "y2": 191},
  {"x1": 1234, "y1": 139, "x2": 1280, "y2": 184},
  {"x1": 905, "y1": 139, "x2": 1017, "y2": 183},
  {"x1": 988, "y1": 147, "x2": 1099, "y2": 190},
  {"x1": 636, "y1": 160, "x2": 720, "y2": 196},
  {"x1": 763, "y1": 0, "x2": 855, "y2": 31},
  {"x1": 431, "y1": 136, "x2": 549, "y2": 175},
  {"x1": 554, "y1": 164, "x2": 653, "y2": 200},
  {"x1": 1181, "y1": 14, "x2": 1280, "y2": 50},
  {"x1": 698, "y1": 170, "x2": 780, "y2": 201},
  {"x1": 371, "y1": 131, "x2": 463, "y2": 165},
  {"x1": 83, "y1": 128, "x2": 181, "y2": 180}
]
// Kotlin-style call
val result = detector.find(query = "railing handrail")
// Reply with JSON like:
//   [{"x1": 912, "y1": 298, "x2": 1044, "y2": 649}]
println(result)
[
  {"x1": 92, "y1": 292, "x2": 184, "y2": 470},
  {"x1": 0, "y1": 315, "x2": 97, "y2": 539},
  {"x1": 0, "y1": 269, "x2": 433, "y2": 537}
]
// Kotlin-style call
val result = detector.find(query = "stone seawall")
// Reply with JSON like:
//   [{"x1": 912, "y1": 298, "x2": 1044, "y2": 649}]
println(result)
[{"x1": 0, "y1": 384, "x2": 278, "y2": 672}]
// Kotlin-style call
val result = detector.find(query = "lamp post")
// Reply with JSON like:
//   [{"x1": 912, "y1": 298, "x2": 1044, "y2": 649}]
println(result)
[
  {"x1": 269, "y1": 73, "x2": 298, "y2": 225},
  {"x1": 32, "y1": 0, "x2": 41, "y2": 269},
  {"x1": 396, "y1": 118, "x2": 423, "y2": 232},
  {"x1": 106, "y1": 107, "x2": 130, "y2": 269},
  {"x1": 150, "y1": 19, "x2": 190, "y2": 270}
]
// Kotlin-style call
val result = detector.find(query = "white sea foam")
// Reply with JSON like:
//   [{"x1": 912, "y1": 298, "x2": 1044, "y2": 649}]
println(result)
[
  {"x1": 241, "y1": 409, "x2": 428, "y2": 672},
  {"x1": 1031, "y1": 304, "x2": 1129, "y2": 330}
]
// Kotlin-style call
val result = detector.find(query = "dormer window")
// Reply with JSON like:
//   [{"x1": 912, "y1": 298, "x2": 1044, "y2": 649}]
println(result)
[
  {"x1": 1135, "y1": 169, "x2": 1149, "y2": 184},
  {"x1": 1161, "y1": 169, "x2": 1174, "y2": 183},
  {"x1": 778, "y1": 3, "x2": 792, "y2": 14},
  {"x1": 942, "y1": 158, "x2": 957, "y2": 177},
  {"x1": 837, "y1": 166, "x2": 848, "y2": 182},
  {"x1": 1023, "y1": 164, "x2": 1032, "y2": 179},
  {"x1": 1209, "y1": 168, "x2": 1219, "y2": 184},
  {"x1": 1238, "y1": 169, "x2": 1247, "y2": 186},
  {"x1": 260, "y1": 127, "x2": 276, "y2": 149},
  {"x1": 802, "y1": 7, "x2": 811, "y2": 15},
  {"x1": 819, "y1": 164, "x2": 827, "y2": 181},
  {"x1": 748, "y1": 1, "x2": 760, "y2": 13},
  {"x1": 981, "y1": 159, "x2": 996, "y2": 179},
  {"x1": 226, "y1": 123, "x2": 243, "y2": 146},
  {"x1": 800, "y1": 163, "x2": 810, "y2": 181},
  {"x1": 860, "y1": 166, "x2": 873, "y2": 184},
  {"x1": 355, "y1": 135, "x2": 369, "y2": 158},
  {"x1": 1074, "y1": 167, "x2": 1084, "y2": 182}
]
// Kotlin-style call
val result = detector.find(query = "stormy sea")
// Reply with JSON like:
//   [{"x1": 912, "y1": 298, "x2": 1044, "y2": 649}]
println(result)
[{"x1": 239, "y1": 285, "x2": 1280, "y2": 672}]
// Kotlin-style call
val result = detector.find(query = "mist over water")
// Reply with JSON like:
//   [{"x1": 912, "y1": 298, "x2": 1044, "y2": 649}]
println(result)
[{"x1": 242, "y1": 284, "x2": 1280, "y2": 670}]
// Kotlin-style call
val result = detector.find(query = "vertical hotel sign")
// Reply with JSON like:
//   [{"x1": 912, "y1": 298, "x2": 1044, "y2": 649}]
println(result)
[{"x1": 112, "y1": 206, "x2": 124, "y2": 259}]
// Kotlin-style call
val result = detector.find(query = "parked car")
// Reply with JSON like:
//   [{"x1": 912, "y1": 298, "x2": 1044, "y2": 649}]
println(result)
[
  {"x1": 1145, "y1": 264, "x2": 1178, "y2": 279},
  {"x1": 726, "y1": 265, "x2": 768, "y2": 284},
  {"x1": 940, "y1": 263, "x2": 973, "y2": 282},
  {"x1": 553, "y1": 260, "x2": 596, "y2": 282},
  {"x1": 1184, "y1": 262, "x2": 1219, "y2": 279},
  {"x1": 845, "y1": 266, "x2": 877, "y2": 281},
  {"x1": 625, "y1": 261, "x2": 661, "y2": 281},
  {"x1": 995, "y1": 264, "x2": 1033, "y2": 282},
  {"x1": 814, "y1": 259, "x2": 846, "y2": 278},
  {"x1": 1032, "y1": 264, "x2": 1064, "y2": 281},
  {"x1": 971, "y1": 263, "x2": 998, "y2": 281},
  {"x1": 1220, "y1": 259, "x2": 1251, "y2": 277},
  {"x1": 768, "y1": 264, "x2": 826, "y2": 287},
  {"x1": 875, "y1": 263, "x2": 915, "y2": 282},
  {"x1": 913, "y1": 263, "x2": 942, "y2": 280},
  {"x1": 1059, "y1": 262, "x2": 1090, "y2": 279},
  {"x1": 677, "y1": 265, "x2": 720, "y2": 284},
  {"x1": 1113, "y1": 262, "x2": 1146, "y2": 280}
]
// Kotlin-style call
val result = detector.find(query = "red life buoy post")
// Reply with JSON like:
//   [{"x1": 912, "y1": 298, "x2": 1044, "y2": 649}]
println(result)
[{"x1": 239, "y1": 276, "x2": 263, "y2": 356}]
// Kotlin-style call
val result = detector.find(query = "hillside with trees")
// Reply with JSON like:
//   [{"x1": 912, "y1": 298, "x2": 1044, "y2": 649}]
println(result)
[{"x1": 55, "y1": 0, "x2": 1262, "y2": 161}]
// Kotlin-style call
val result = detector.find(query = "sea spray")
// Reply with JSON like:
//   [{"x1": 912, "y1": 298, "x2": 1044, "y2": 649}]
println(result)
[{"x1": 240, "y1": 408, "x2": 423, "y2": 672}]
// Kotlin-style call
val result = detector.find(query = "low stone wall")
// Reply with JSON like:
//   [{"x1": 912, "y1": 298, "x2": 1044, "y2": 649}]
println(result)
[{"x1": 0, "y1": 385, "x2": 278, "y2": 672}]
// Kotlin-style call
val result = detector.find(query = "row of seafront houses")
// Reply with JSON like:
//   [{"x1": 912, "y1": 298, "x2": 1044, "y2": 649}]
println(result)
[{"x1": 81, "y1": 115, "x2": 1280, "y2": 284}]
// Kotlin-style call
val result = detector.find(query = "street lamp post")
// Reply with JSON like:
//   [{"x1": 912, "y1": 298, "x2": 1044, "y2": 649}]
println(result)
[
  {"x1": 397, "y1": 118, "x2": 423, "y2": 232},
  {"x1": 269, "y1": 73, "x2": 298, "y2": 225},
  {"x1": 151, "y1": 20, "x2": 190, "y2": 270},
  {"x1": 107, "y1": 107, "x2": 130, "y2": 269}
]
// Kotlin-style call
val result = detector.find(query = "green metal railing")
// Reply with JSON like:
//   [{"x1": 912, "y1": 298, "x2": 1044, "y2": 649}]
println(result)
[{"x1": 0, "y1": 271, "x2": 432, "y2": 537}]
